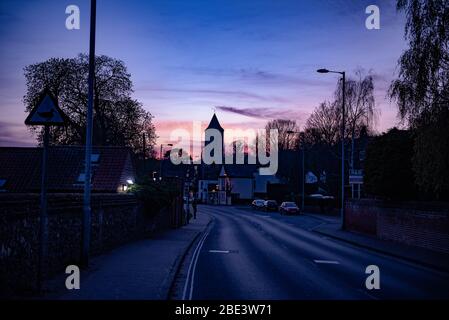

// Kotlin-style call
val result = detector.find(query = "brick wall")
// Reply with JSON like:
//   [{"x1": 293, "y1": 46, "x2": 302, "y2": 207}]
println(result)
[
  {"x1": 0, "y1": 193, "x2": 181, "y2": 297},
  {"x1": 346, "y1": 199, "x2": 449, "y2": 254},
  {"x1": 345, "y1": 202, "x2": 377, "y2": 236}
]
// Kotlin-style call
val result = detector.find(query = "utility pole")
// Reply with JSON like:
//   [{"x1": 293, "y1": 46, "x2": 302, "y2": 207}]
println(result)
[
  {"x1": 301, "y1": 135, "x2": 305, "y2": 212},
  {"x1": 160, "y1": 144, "x2": 163, "y2": 179},
  {"x1": 82, "y1": 0, "x2": 96, "y2": 267},
  {"x1": 142, "y1": 132, "x2": 146, "y2": 174},
  {"x1": 286, "y1": 130, "x2": 305, "y2": 212},
  {"x1": 341, "y1": 72, "x2": 346, "y2": 230}
]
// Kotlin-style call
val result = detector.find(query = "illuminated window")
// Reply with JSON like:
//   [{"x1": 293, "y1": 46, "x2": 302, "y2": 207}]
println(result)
[{"x1": 91, "y1": 153, "x2": 100, "y2": 164}]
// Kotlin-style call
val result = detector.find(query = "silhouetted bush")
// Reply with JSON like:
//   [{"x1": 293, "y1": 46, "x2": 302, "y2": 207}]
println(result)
[
  {"x1": 412, "y1": 109, "x2": 449, "y2": 201},
  {"x1": 364, "y1": 128, "x2": 418, "y2": 200},
  {"x1": 128, "y1": 178, "x2": 181, "y2": 217}
]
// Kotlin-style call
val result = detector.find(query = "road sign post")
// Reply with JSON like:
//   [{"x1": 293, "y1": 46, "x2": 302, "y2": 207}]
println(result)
[
  {"x1": 25, "y1": 89, "x2": 67, "y2": 292},
  {"x1": 37, "y1": 125, "x2": 49, "y2": 292}
]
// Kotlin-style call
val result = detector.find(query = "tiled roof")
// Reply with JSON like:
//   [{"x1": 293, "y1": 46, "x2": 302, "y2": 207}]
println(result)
[{"x1": 0, "y1": 146, "x2": 134, "y2": 193}]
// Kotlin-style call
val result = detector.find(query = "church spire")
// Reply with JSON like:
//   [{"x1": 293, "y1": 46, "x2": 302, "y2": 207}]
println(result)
[
  {"x1": 206, "y1": 113, "x2": 224, "y2": 132},
  {"x1": 204, "y1": 112, "x2": 225, "y2": 163}
]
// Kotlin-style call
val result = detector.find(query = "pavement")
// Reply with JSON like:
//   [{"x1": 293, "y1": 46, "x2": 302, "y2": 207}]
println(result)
[
  {"x1": 47, "y1": 212, "x2": 211, "y2": 300},
  {"x1": 310, "y1": 216, "x2": 449, "y2": 274},
  {"x1": 182, "y1": 205, "x2": 449, "y2": 299}
]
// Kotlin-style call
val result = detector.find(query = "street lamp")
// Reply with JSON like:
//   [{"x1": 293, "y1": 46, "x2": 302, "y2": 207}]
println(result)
[
  {"x1": 287, "y1": 130, "x2": 305, "y2": 212},
  {"x1": 317, "y1": 68, "x2": 346, "y2": 230},
  {"x1": 160, "y1": 143, "x2": 173, "y2": 179}
]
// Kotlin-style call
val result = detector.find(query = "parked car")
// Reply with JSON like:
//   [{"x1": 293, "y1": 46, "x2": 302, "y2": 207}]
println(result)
[
  {"x1": 279, "y1": 202, "x2": 300, "y2": 215},
  {"x1": 251, "y1": 199, "x2": 265, "y2": 210},
  {"x1": 305, "y1": 193, "x2": 336, "y2": 213},
  {"x1": 308, "y1": 194, "x2": 335, "y2": 200},
  {"x1": 263, "y1": 200, "x2": 278, "y2": 211}
]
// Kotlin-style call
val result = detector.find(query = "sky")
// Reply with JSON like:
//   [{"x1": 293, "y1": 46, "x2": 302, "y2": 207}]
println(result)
[{"x1": 0, "y1": 0, "x2": 407, "y2": 150}]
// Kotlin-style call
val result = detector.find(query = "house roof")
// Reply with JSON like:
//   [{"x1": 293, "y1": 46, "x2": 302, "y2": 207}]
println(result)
[
  {"x1": 0, "y1": 146, "x2": 134, "y2": 193},
  {"x1": 206, "y1": 113, "x2": 224, "y2": 132}
]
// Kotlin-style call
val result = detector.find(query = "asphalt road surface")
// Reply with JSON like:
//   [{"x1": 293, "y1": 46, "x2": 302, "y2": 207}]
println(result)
[{"x1": 180, "y1": 205, "x2": 449, "y2": 300}]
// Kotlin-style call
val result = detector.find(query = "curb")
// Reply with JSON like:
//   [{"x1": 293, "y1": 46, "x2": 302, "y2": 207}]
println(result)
[
  {"x1": 312, "y1": 227, "x2": 449, "y2": 274},
  {"x1": 163, "y1": 214, "x2": 213, "y2": 300}
]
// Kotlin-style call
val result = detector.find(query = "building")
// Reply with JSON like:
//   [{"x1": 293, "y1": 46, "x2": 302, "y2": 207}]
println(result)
[
  {"x1": 0, "y1": 146, "x2": 135, "y2": 193},
  {"x1": 198, "y1": 114, "x2": 281, "y2": 204}
]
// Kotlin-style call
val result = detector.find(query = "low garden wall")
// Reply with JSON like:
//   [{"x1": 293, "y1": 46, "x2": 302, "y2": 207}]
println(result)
[
  {"x1": 0, "y1": 193, "x2": 182, "y2": 297},
  {"x1": 346, "y1": 199, "x2": 449, "y2": 254}
]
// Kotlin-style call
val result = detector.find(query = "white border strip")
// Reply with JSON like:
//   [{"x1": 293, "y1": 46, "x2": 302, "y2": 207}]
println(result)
[
  {"x1": 313, "y1": 260, "x2": 340, "y2": 264},
  {"x1": 182, "y1": 230, "x2": 210, "y2": 300},
  {"x1": 208, "y1": 250, "x2": 230, "y2": 254}
]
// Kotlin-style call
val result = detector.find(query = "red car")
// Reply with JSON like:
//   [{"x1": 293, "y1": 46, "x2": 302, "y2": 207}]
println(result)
[{"x1": 279, "y1": 202, "x2": 300, "y2": 215}]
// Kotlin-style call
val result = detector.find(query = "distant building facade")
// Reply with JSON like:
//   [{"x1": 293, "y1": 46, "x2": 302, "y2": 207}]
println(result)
[{"x1": 197, "y1": 114, "x2": 280, "y2": 204}]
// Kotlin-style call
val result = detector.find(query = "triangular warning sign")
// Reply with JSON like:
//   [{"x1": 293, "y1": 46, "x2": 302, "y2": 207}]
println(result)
[{"x1": 25, "y1": 89, "x2": 67, "y2": 126}]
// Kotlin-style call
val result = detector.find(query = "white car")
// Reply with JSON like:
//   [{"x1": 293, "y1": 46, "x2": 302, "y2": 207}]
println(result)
[{"x1": 251, "y1": 199, "x2": 265, "y2": 210}]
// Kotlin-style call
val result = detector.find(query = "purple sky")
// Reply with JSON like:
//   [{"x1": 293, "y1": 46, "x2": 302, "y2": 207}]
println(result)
[{"x1": 0, "y1": 0, "x2": 407, "y2": 147}]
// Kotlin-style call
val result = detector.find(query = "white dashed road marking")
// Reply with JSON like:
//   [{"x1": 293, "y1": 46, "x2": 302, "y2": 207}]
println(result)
[
  {"x1": 209, "y1": 250, "x2": 230, "y2": 254},
  {"x1": 313, "y1": 260, "x2": 340, "y2": 264}
]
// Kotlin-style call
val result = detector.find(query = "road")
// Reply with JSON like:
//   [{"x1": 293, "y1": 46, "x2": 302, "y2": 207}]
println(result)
[{"x1": 179, "y1": 205, "x2": 449, "y2": 300}]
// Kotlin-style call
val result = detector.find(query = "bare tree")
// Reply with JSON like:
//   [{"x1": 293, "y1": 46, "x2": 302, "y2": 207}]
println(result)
[
  {"x1": 305, "y1": 70, "x2": 376, "y2": 168},
  {"x1": 265, "y1": 119, "x2": 299, "y2": 151},
  {"x1": 335, "y1": 70, "x2": 377, "y2": 168},
  {"x1": 304, "y1": 100, "x2": 340, "y2": 146}
]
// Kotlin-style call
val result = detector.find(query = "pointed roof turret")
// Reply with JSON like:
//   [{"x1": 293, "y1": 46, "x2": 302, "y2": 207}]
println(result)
[{"x1": 206, "y1": 113, "x2": 224, "y2": 132}]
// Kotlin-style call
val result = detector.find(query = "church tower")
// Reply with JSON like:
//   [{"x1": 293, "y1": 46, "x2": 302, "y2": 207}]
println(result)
[{"x1": 204, "y1": 113, "x2": 224, "y2": 163}]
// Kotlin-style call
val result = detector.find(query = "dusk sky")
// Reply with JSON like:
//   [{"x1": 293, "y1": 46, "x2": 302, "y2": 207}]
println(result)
[{"x1": 0, "y1": 0, "x2": 407, "y2": 148}]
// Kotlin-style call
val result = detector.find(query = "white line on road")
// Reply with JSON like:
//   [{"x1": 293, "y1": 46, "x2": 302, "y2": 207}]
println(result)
[
  {"x1": 313, "y1": 260, "x2": 340, "y2": 264},
  {"x1": 209, "y1": 250, "x2": 230, "y2": 254},
  {"x1": 189, "y1": 230, "x2": 210, "y2": 300},
  {"x1": 255, "y1": 214, "x2": 271, "y2": 218},
  {"x1": 182, "y1": 230, "x2": 210, "y2": 300}
]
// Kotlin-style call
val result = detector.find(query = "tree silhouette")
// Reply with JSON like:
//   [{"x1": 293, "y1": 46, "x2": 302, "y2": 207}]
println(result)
[
  {"x1": 389, "y1": 0, "x2": 449, "y2": 199},
  {"x1": 24, "y1": 54, "x2": 156, "y2": 156}
]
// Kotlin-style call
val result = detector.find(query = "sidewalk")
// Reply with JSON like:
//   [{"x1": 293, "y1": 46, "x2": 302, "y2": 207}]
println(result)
[
  {"x1": 48, "y1": 212, "x2": 211, "y2": 300},
  {"x1": 311, "y1": 217, "x2": 449, "y2": 273}
]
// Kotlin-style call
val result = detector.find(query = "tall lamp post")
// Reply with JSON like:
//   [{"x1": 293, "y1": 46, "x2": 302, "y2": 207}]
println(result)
[
  {"x1": 287, "y1": 130, "x2": 305, "y2": 212},
  {"x1": 82, "y1": 0, "x2": 97, "y2": 267},
  {"x1": 159, "y1": 143, "x2": 173, "y2": 179},
  {"x1": 317, "y1": 68, "x2": 346, "y2": 230}
]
